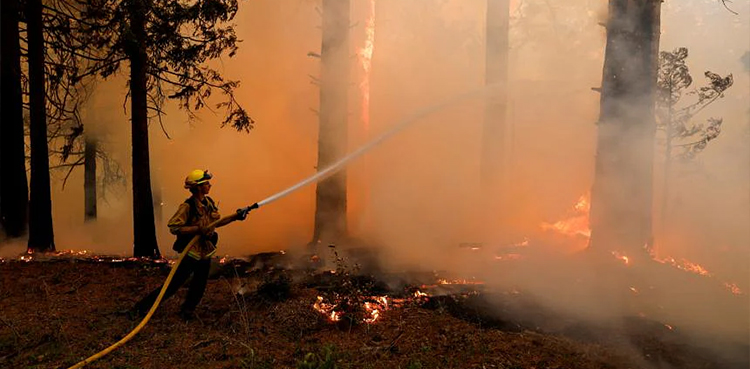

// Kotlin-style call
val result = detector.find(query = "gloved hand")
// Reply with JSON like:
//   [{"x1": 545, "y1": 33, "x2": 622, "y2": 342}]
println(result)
[
  {"x1": 236, "y1": 203, "x2": 259, "y2": 221},
  {"x1": 199, "y1": 225, "x2": 215, "y2": 236}
]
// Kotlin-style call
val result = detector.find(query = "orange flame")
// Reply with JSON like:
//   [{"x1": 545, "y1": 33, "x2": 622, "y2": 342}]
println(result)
[
  {"x1": 494, "y1": 253, "x2": 523, "y2": 261},
  {"x1": 363, "y1": 301, "x2": 380, "y2": 323},
  {"x1": 313, "y1": 296, "x2": 341, "y2": 322},
  {"x1": 312, "y1": 295, "x2": 391, "y2": 324},
  {"x1": 540, "y1": 194, "x2": 592, "y2": 239},
  {"x1": 724, "y1": 282, "x2": 743, "y2": 295},
  {"x1": 611, "y1": 251, "x2": 630, "y2": 266},
  {"x1": 652, "y1": 256, "x2": 711, "y2": 277},
  {"x1": 359, "y1": 0, "x2": 376, "y2": 131},
  {"x1": 437, "y1": 278, "x2": 485, "y2": 285}
]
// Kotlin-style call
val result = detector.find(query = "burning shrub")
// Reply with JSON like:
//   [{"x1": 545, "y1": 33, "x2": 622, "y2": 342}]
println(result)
[{"x1": 312, "y1": 245, "x2": 386, "y2": 327}]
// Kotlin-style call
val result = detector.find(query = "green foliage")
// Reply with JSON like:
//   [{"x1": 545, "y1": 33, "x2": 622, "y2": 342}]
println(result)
[
  {"x1": 296, "y1": 345, "x2": 337, "y2": 369},
  {"x1": 405, "y1": 358, "x2": 424, "y2": 369},
  {"x1": 237, "y1": 348, "x2": 274, "y2": 369},
  {"x1": 79, "y1": 0, "x2": 253, "y2": 131},
  {"x1": 656, "y1": 47, "x2": 733, "y2": 160}
]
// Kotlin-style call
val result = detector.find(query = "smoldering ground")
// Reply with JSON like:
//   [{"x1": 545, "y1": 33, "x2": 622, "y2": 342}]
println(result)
[{"x1": 2, "y1": 0, "x2": 748, "y2": 366}]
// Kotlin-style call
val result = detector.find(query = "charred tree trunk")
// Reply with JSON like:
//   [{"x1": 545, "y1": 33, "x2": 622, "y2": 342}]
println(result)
[
  {"x1": 481, "y1": 0, "x2": 510, "y2": 236},
  {"x1": 128, "y1": 0, "x2": 160, "y2": 258},
  {"x1": 659, "y1": 83, "x2": 673, "y2": 237},
  {"x1": 26, "y1": 0, "x2": 55, "y2": 252},
  {"x1": 589, "y1": 0, "x2": 661, "y2": 260},
  {"x1": 312, "y1": 0, "x2": 350, "y2": 245},
  {"x1": 84, "y1": 136, "x2": 97, "y2": 221},
  {"x1": 0, "y1": 0, "x2": 29, "y2": 238}
]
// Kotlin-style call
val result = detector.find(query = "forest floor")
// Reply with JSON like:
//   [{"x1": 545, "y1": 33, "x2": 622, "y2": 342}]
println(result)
[{"x1": 0, "y1": 251, "x2": 748, "y2": 369}]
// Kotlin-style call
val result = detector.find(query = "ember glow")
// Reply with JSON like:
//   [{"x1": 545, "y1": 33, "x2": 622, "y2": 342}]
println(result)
[
  {"x1": 363, "y1": 301, "x2": 380, "y2": 323},
  {"x1": 12, "y1": 250, "x2": 175, "y2": 265},
  {"x1": 494, "y1": 253, "x2": 523, "y2": 261},
  {"x1": 312, "y1": 295, "x2": 391, "y2": 324},
  {"x1": 313, "y1": 296, "x2": 342, "y2": 322},
  {"x1": 437, "y1": 278, "x2": 484, "y2": 285},
  {"x1": 611, "y1": 251, "x2": 630, "y2": 266},
  {"x1": 652, "y1": 256, "x2": 711, "y2": 276},
  {"x1": 723, "y1": 282, "x2": 743, "y2": 295}
]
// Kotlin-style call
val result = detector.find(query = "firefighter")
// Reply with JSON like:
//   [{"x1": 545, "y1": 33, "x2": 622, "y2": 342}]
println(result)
[{"x1": 131, "y1": 169, "x2": 252, "y2": 320}]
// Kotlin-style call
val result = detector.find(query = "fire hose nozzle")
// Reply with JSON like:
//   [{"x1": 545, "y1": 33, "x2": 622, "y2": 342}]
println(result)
[{"x1": 236, "y1": 203, "x2": 259, "y2": 220}]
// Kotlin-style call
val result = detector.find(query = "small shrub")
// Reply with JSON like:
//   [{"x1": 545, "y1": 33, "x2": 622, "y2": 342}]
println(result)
[{"x1": 296, "y1": 344, "x2": 337, "y2": 369}]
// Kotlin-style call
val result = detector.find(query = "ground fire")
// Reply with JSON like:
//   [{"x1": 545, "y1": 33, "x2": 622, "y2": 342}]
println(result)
[{"x1": 1, "y1": 1, "x2": 748, "y2": 368}]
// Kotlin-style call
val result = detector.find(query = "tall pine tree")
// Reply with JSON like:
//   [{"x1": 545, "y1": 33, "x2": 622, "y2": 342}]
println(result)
[{"x1": 80, "y1": 0, "x2": 252, "y2": 257}]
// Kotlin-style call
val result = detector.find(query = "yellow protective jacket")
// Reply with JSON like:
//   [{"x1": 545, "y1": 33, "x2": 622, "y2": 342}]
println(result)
[{"x1": 168, "y1": 196, "x2": 221, "y2": 260}]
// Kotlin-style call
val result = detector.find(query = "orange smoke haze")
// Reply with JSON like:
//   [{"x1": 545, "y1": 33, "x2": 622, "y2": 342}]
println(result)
[{"x1": 2, "y1": 2, "x2": 748, "y2": 330}]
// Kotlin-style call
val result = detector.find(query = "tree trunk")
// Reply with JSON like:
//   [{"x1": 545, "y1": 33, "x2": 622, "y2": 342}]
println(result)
[
  {"x1": 26, "y1": 0, "x2": 55, "y2": 252},
  {"x1": 84, "y1": 136, "x2": 97, "y2": 221},
  {"x1": 659, "y1": 88, "x2": 673, "y2": 239},
  {"x1": 152, "y1": 176, "x2": 162, "y2": 225},
  {"x1": 0, "y1": 0, "x2": 29, "y2": 237},
  {"x1": 481, "y1": 0, "x2": 510, "y2": 238},
  {"x1": 129, "y1": 0, "x2": 160, "y2": 258},
  {"x1": 312, "y1": 0, "x2": 350, "y2": 245},
  {"x1": 589, "y1": 0, "x2": 661, "y2": 260},
  {"x1": 0, "y1": 0, "x2": 29, "y2": 238}
]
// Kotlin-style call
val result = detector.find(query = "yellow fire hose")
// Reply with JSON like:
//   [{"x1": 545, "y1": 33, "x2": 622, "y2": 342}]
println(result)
[
  {"x1": 68, "y1": 213, "x2": 234, "y2": 369},
  {"x1": 65, "y1": 85, "x2": 493, "y2": 369}
]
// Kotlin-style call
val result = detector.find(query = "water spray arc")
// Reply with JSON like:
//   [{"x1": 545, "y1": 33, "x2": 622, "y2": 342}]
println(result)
[
  {"x1": 67, "y1": 85, "x2": 496, "y2": 368},
  {"x1": 255, "y1": 85, "x2": 495, "y2": 208}
]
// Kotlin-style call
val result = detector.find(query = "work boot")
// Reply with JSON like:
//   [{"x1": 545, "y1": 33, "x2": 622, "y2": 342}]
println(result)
[
  {"x1": 118, "y1": 307, "x2": 146, "y2": 321},
  {"x1": 178, "y1": 309, "x2": 196, "y2": 322}
]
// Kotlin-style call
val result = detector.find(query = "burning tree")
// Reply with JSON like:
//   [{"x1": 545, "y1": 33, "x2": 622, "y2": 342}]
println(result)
[
  {"x1": 481, "y1": 0, "x2": 510, "y2": 238},
  {"x1": 312, "y1": 0, "x2": 351, "y2": 246},
  {"x1": 588, "y1": 0, "x2": 661, "y2": 260},
  {"x1": 655, "y1": 47, "x2": 733, "y2": 233}
]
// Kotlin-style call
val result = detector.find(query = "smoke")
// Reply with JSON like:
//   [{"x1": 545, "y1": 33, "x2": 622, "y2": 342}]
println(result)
[
  {"x1": 363, "y1": 0, "x2": 606, "y2": 269},
  {"x1": 6, "y1": 0, "x2": 747, "y2": 360}
]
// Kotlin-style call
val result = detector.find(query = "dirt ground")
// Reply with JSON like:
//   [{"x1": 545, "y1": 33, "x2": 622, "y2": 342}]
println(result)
[{"x1": 0, "y1": 257, "x2": 747, "y2": 369}]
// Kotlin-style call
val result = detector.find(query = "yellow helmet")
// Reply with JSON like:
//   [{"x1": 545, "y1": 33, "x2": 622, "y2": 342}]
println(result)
[{"x1": 184, "y1": 169, "x2": 213, "y2": 189}]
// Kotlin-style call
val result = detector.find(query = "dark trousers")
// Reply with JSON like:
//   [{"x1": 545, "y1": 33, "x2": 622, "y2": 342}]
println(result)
[{"x1": 135, "y1": 257, "x2": 211, "y2": 314}]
